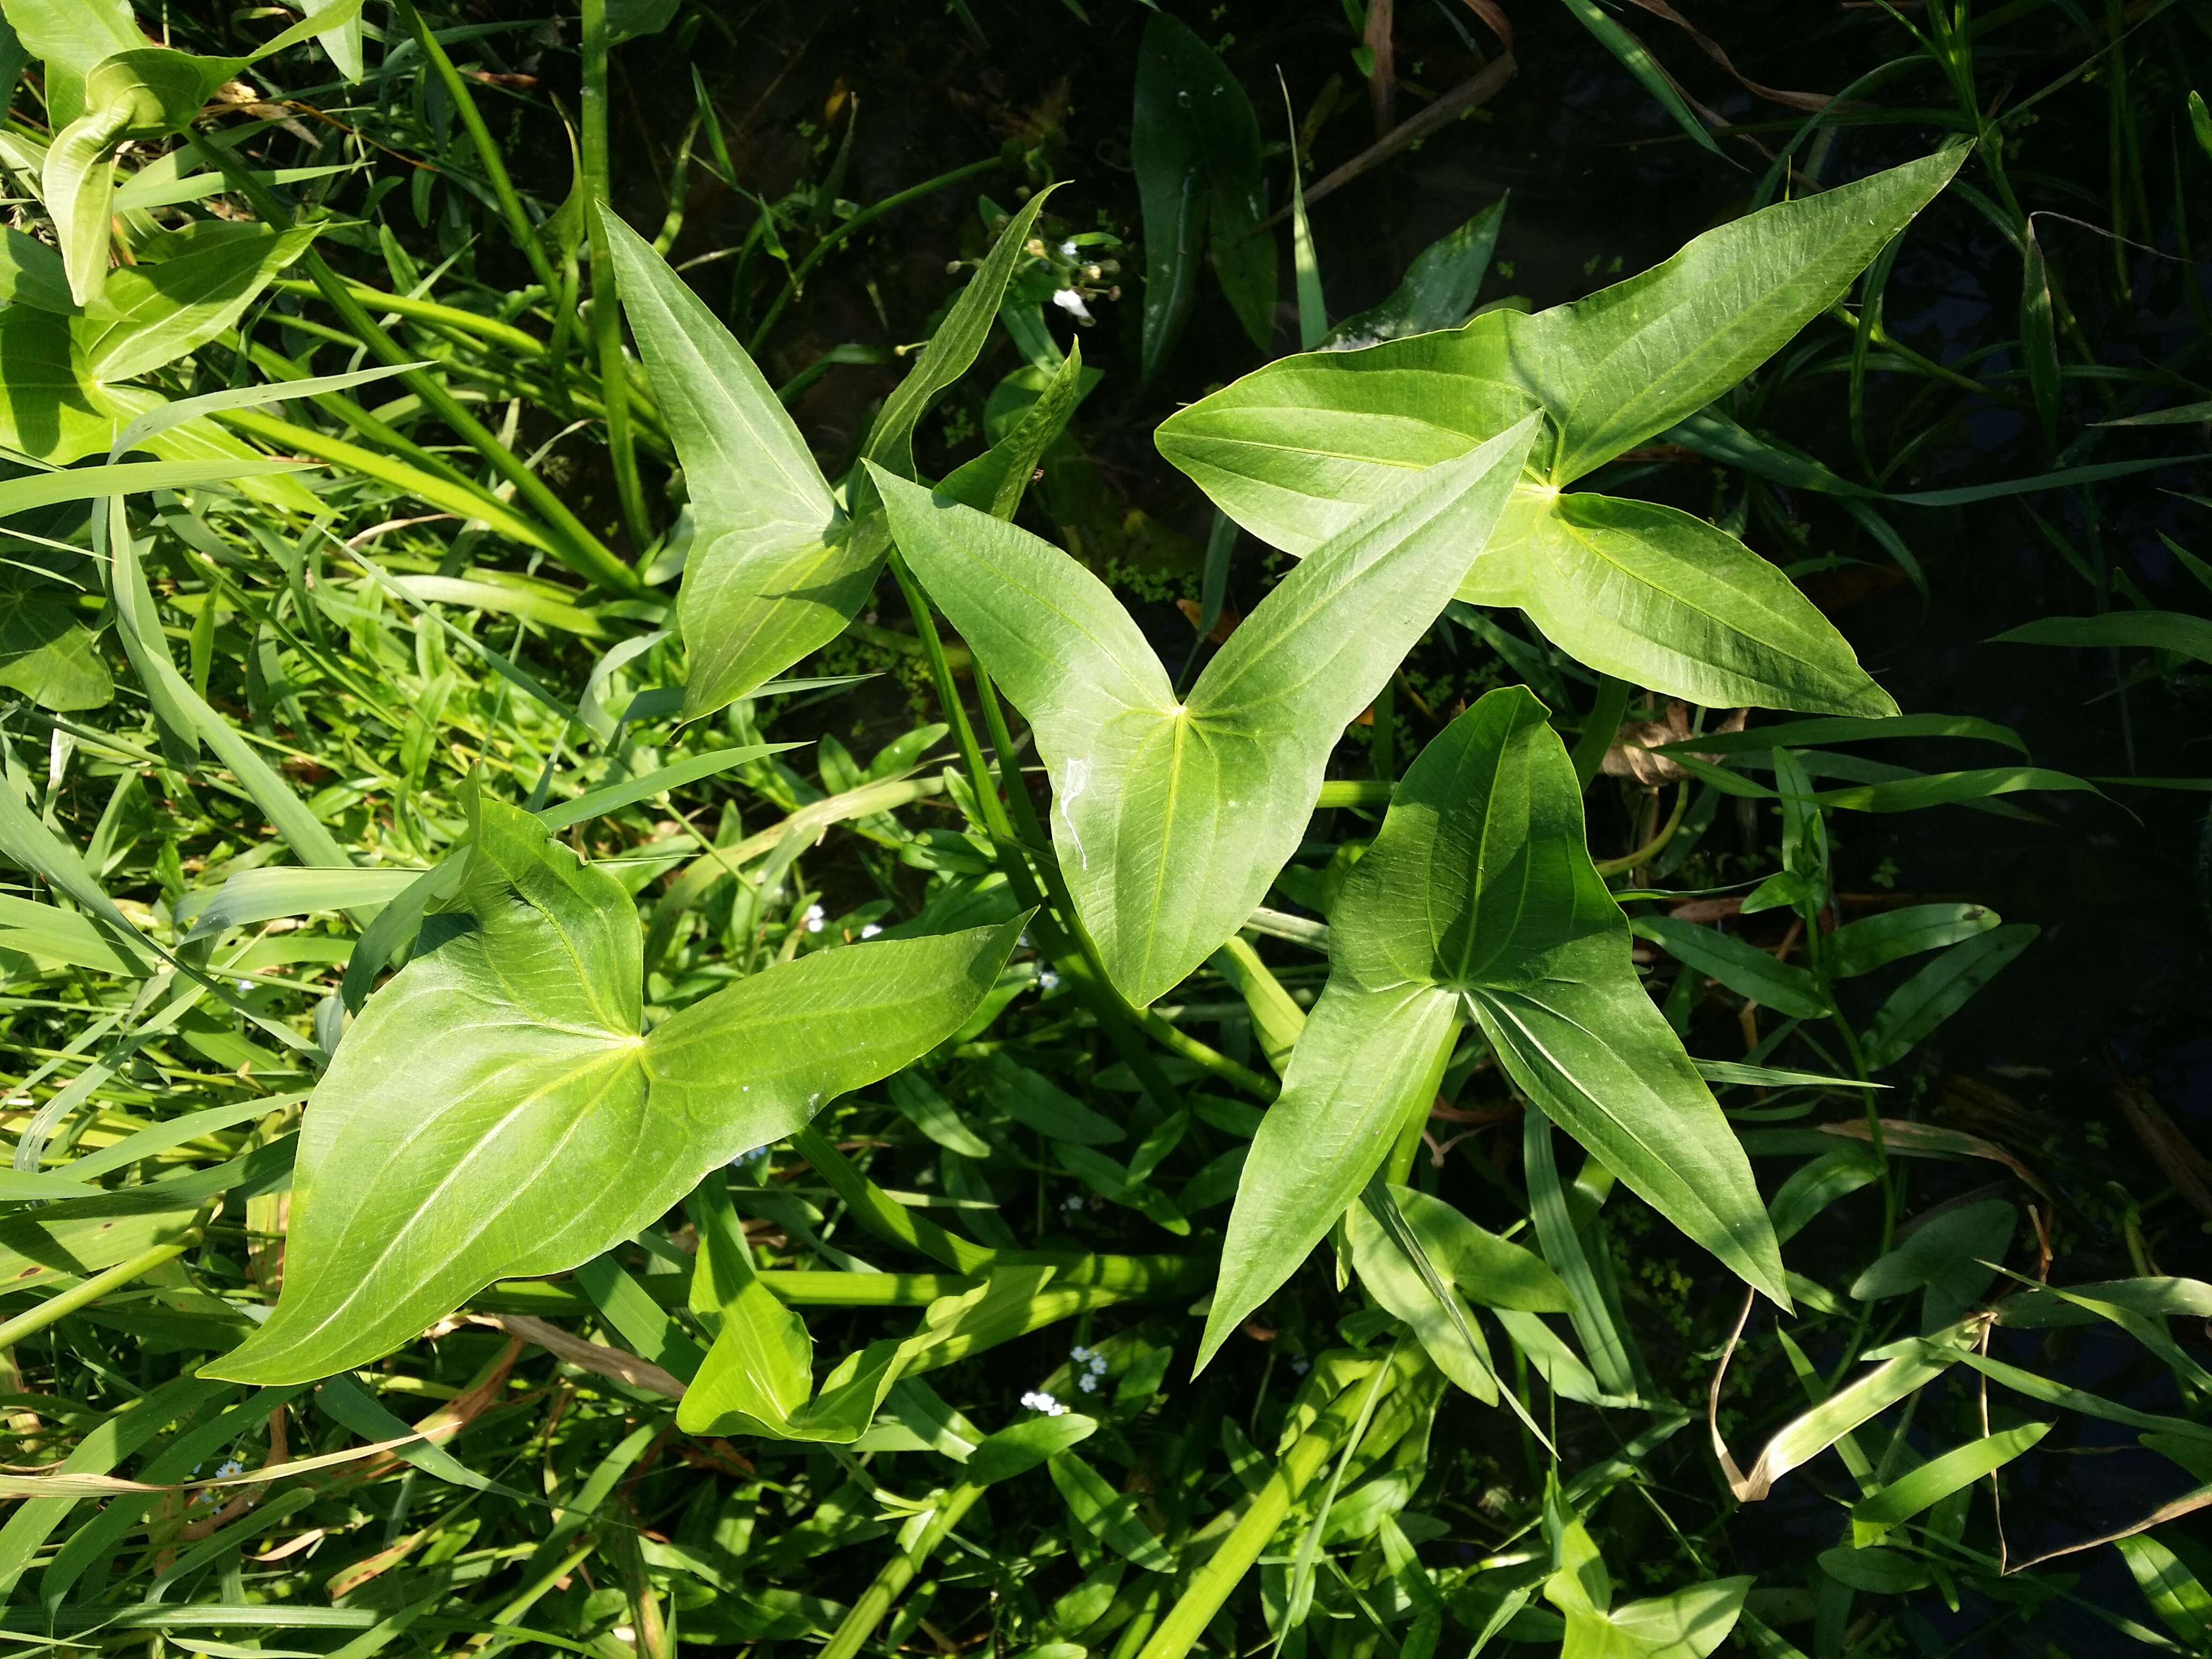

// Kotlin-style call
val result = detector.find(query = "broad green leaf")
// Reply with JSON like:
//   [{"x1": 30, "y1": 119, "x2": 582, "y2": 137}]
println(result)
[
  {"x1": 1131, "y1": 11, "x2": 1274, "y2": 375},
  {"x1": 1849, "y1": 1422, "x2": 2050, "y2": 1545},
  {"x1": 607, "y1": 192, "x2": 1048, "y2": 716},
  {"x1": 1347, "y1": 1190, "x2": 1500, "y2": 1402},
  {"x1": 602, "y1": 212, "x2": 849, "y2": 719},
  {"x1": 872, "y1": 415, "x2": 1540, "y2": 1007},
  {"x1": 1470, "y1": 491, "x2": 1896, "y2": 716},
  {"x1": 46, "y1": 49, "x2": 228, "y2": 304},
  {"x1": 0, "y1": 307, "x2": 319, "y2": 511},
  {"x1": 78, "y1": 221, "x2": 322, "y2": 381},
  {"x1": 1826, "y1": 903, "x2": 1999, "y2": 978},
  {"x1": 1555, "y1": 1578, "x2": 1752, "y2": 1659},
  {"x1": 1501, "y1": 148, "x2": 1967, "y2": 483},
  {"x1": 936, "y1": 342, "x2": 1087, "y2": 518},
  {"x1": 969, "y1": 1414, "x2": 1099, "y2": 1486},
  {"x1": 1200, "y1": 687, "x2": 1785, "y2": 1371},
  {"x1": 0, "y1": 572, "x2": 110, "y2": 712},
  {"x1": 1390, "y1": 1184, "x2": 1571, "y2": 1312},
  {"x1": 1861, "y1": 924, "x2": 2037, "y2": 1070},
  {"x1": 1157, "y1": 152, "x2": 1966, "y2": 525},
  {"x1": 0, "y1": 0, "x2": 142, "y2": 126},
  {"x1": 1324, "y1": 198, "x2": 1507, "y2": 350},
  {"x1": 206, "y1": 796, "x2": 1023, "y2": 1382},
  {"x1": 0, "y1": 226, "x2": 75, "y2": 311},
  {"x1": 1849, "y1": 1198, "x2": 2014, "y2": 1329},
  {"x1": 1630, "y1": 915, "x2": 1830, "y2": 1019}
]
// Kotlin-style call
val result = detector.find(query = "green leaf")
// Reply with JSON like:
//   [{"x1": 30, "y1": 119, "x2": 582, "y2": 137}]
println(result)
[
  {"x1": 1996, "y1": 610, "x2": 2212, "y2": 667},
  {"x1": 1556, "y1": 1578, "x2": 1752, "y2": 1659},
  {"x1": 1555, "y1": 0, "x2": 1723, "y2": 160},
  {"x1": 1849, "y1": 1198, "x2": 2014, "y2": 1328},
  {"x1": 46, "y1": 50, "x2": 229, "y2": 305},
  {"x1": 0, "y1": 227, "x2": 76, "y2": 312},
  {"x1": 1471, "y1": 490, "x2": 1895, "y2": 716},
  {"x1": 1324, "y1": 198, "x2": 1506, "y2": 349},
  {"x1": 78, "y1": 221, "x2": 323, "y2": 381},
  {"x1": 872, "y1": 415, "x2": 1539, "y2": 1007},
  {"x1": 969, "y1": 1414, "x2": 1099, "y2": 1486},
  {"x1": 1200, "y1": 687, "x2": 1785, "y2": 1371},
  {"x1": 1860, "y1": 924, "x2": 2037, "y2": 1070},
  {"x1": 0, "y1": 572, "x2": 110, "y2": 712},
  {"x1": 1826, "y1": 903, "x2": 1999, "y2": 978},
  {"x1": 1849, "y1": 1422, "x2": 2050, "y2": 1546},
  {"x1": 2117, "y1": 1533, "x2": 2212, "y2": 1650},
  {"x1": 205, "y1": 796, "x2": 1023, "y2": 1382},
  {"x1": 1047, "y1": 1450, "x2": 1178, "y2": 1572},
  {"x1": 0, "y1": 0, "x2": 142, "y2": 125},
  {"x1": 601, "y1": 212, "x2": 849, "y2": 719},
  {"x1": 1346, "y1": 1189, "x2": 1500, "y2": 1402},
  {"x1": 857, "y1": 189, "x2": 1056, "y2": 491},
  {"x1": 1158, "y1": 152, "x2": 1965, "y2": 515},
  {"x1": 1630, "y1": 916, "x2": 1831, "y2": 1019},
  {"x1": 1513, "y1": 151, "x2": 1967, "y2": 482},
  {"x1": 1131, "y1": 11, "x2": 1275, "y2": 375},
  {"x1": 1389, "y1": 1183, "x2": 1571, "y2": 1312}
]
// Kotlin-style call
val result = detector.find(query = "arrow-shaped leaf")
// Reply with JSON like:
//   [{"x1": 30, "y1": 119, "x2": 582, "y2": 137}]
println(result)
[
  {"x1": 1199, "y1": 686, "x2": 1785, "y2": 1370},
  {"x1": 870, "y1": 414, "x2": 1540, "y2": 1007},
  {"x1": 206, "y1": 795, "x2": 1022, "y2": 1383}
]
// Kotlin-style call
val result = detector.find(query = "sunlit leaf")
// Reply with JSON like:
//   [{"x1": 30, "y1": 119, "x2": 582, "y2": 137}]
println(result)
[
  {"x1": 873, "y1": 416, "x2": 1539, "y2": 1007},
  {"x1": 1200, "y1": 686, "x2": 1785, "y2": 1371},
  {"x1": 207, "y1": 795, "x2": 1022, "y2": 1382}
]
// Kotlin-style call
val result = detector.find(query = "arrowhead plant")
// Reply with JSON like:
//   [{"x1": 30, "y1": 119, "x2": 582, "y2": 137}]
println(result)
[{"x1": 211, "y1": 795, "x2": 1023, "y2": 1382}]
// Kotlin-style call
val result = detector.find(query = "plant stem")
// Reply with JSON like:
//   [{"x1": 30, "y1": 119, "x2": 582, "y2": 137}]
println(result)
[
  {"x1": 1594, "y1": 783, "x2": 1690, "y2": 877},
  {"x1": 819, "y1": 1482, "x2": 984, "y2": 1659},
  {"x1": 580, "y1": 0, "x2": 654, "y2": 554},
  {"x1": 0, "y1": 1230, "x2": 201, "y2": 1351},
  {"x1": 1135, "y1": 1347, "x2": 1414, "y2": 1659},
  {"x1": 748, "y1": 157, "x2": 1005, "y2": 353},
  {"x1": 390, "y1": 0, "x2": 561, "y2": 294},
  {"x1": 188, "y1": 134, "x2": 642, "y2": 597},
  {"x1": 1385, "y1": 1017, "x2": 1461, "y2": 1186}
]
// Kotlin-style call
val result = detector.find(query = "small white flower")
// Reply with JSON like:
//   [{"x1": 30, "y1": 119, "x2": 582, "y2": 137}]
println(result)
[
  {"x1": 1050, "y1": 288, "x2": 1093, "y2": 322},
  {"x1": 215, "y1": 1459, "x2": 243, "y2": 1478},
  {"x1": 731, "y1": 1145, "x2": 765, "y2": 1169},
  {"x1": 1037, "y1": 969, "x2": 1060, "y2": 991},
  {"x1": 804, "y1": 902, "x2": 825, "y2": 934},
  {"x1": 1059, "y1": 239, "x2": 1079, "y2": 259},
  {"x1": 1088, "y1": 1355, "x2": 1107, "y2": 1375},
  {"x1": 1063, "y1": 1193, "x2": 1086, "y2": 1213},
  {"x1": 1077, "y1": 1372, "x2": 1097, "y2": 1393},
  {"x1": 860, "y1": 923, "x2": 882, "y2": 939},
  {"x1": 1290, "y1": 1357, "x2": 1311, "y2": 1376},
  {"x1": 1020, "y1": 1389, "x2": 1067, "y2": 1416},
  {"x1": 1070, "y1": 1345, "x2": 1091, "y2": 1363},
  {"x1": 235, "y1": 980, "x2": 253, "y2": 993}
]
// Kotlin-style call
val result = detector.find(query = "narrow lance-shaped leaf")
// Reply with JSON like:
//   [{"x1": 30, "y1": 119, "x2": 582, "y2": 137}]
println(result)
[
  {"x1": 1199, "y1": 686, "x2": 1785, "y2": 1371},
  {"x1": 871, "y1": 414, "x2": 1541, "y2": 1007},
  {"x1": 206, "y1": 795, "x2": 1023, "y2": 1384},
  {"x1": 606, "y1": 191, "x2": 1051, "y2": 718}
]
